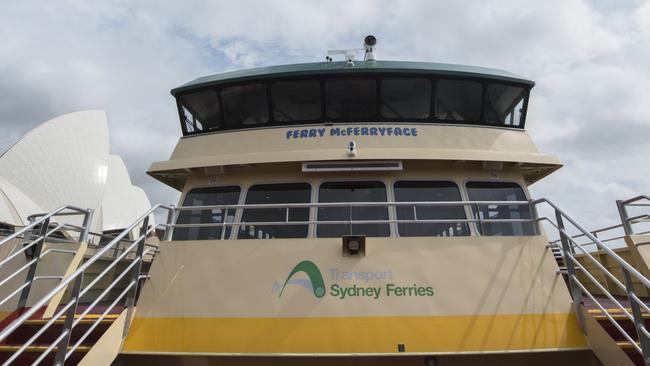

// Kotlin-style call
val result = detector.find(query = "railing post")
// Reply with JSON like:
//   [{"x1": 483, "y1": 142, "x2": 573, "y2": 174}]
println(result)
[
  {"x1": 529, "y1": 200, "x2": 540, "y2": 236},
  {"x1": 555, "y1": 209, "x2": 585, "y2": 330},
  {"x1": 475, "y1": 203, "x2": 484, "y2": 235},
  {"x1": 123, "y1": 216, "x2": 149, "y2": 338},
  {"x1": 348, "y1": 204, "x2": 352, "y2": 236},
  {"x1": 163, "y1": 207, "x2": 176, "y2": 241},
  {"x1": 617, "y1": 200, "x2": 634, "y2": 236},
  {"x1": 53, "y1": 273, "x2": 83, "y2": 366},
  {"x1": 623, "y1": 268, "x2": 650, "y2": 364},
  {"x1": 622, "y1": 268, "x2": 650, "y2": 365},
  {"x1": 17, "y1": 218, "x2": 50, "y2": 309},
  {"x1": 78, "y1": 208, "x2": 93, "y2": 244}
]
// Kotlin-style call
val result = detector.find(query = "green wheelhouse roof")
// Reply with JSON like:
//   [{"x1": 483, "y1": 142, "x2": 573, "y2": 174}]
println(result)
[{"x1": 171, "y1": 60, "x2": 534, "y2": 96}]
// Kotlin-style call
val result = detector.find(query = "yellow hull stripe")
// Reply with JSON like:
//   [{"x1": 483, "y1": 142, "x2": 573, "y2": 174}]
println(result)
[{"x1": 123, "y1": 313, "x2": 587, "y2": 354}]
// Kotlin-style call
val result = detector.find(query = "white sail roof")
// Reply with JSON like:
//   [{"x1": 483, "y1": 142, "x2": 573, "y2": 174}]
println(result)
[
  {"x1": 0, "y1": 111, "x2": 151, "y2": 233},
  {"x1": 101, "y1": 155, "x2": 152, "y2": 232}
]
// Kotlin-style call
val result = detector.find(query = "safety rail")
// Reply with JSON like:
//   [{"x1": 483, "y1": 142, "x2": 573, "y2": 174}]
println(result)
[
  {"x1": 168, "y1": 200, "x2": 537, "y2": 239},
  {"x1": 0, "y1": 204, "x2": 172, "y2": 366},
  {"x1": 2, "y1": 197, "x2": 648, "y2": 364},
  {"x1": 0, "y1": 206, "x2": 93, "y2": 311},
  {"x1": 535, "y1": 197, "x2": 650, "y2": 365},
  {"x1": 618, "y1": 195, "x2": 650, "y2": 236}
]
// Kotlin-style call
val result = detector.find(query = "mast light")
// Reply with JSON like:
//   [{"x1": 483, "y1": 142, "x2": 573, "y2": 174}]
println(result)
[{"x1": 327, "y1": 35, "x2": 378, "y2": 65}]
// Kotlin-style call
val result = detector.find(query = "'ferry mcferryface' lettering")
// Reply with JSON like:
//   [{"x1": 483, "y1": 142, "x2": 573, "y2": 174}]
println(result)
[{"x1": 286, "y1": 126, "x2": 418, "y2": 139}]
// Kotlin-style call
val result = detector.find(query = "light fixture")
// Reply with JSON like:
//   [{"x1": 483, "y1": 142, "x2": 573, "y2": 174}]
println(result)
[{"x1": 342, "y1": 235, "x2": 366, "y2": 256}]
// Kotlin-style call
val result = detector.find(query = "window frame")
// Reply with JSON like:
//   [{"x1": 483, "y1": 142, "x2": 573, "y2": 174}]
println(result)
[
  {"x1": 235, "y1": 181, "x2": 313, "y2": 240},
  {"x1": 172, "y1": 178, "x2": 535, "y2": 240},
  {"x1": 175, "y1": 73, "x2": 532, "y2": 136},
  {"x1": 463, "y1": 179, "x2": 535, "y2": 237},
  {"x1": 391, "y1": 179, "x2": 470, "y2": 238},
  {"x1": 315, "y1": 179, "x2": 392, "y2": 238},
  {"x1": 173, "y1": 184, "x2": 243, "y2": 241},
  {"x1": 270, "y1": 79, "x2": 323, "y2": 123}
]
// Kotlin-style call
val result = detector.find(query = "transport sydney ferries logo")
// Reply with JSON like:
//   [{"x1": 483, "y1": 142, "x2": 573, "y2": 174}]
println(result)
[{"x1": 271, "y1": 260, "x2": 434, "y2": 300}]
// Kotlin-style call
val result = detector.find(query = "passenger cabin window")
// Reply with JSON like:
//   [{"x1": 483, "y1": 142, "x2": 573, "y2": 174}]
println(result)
[
  {"x1": 173, "y1": 186, "x2": 240, "y2": 240},
  {"x1": 272, "y1": 80, "x2": 321, "y2": 122},
  {"x1": 394, "y1": 181, "x2": 469, "y2": 237},
  {"x1": 485, "y1": 84, "x2": 526, "y2": 126},
  {"x1": 239, "y1": 183, "x2": 311, "y2": 239},
  {"x1": 220, "y1": 83, "x2": 269, "y2": 127},
  {"x1": 326, "y1": 78, "x2": 377, "y2": 120},
  {"x1": 466, "y1": 182, "x2": 534, "y2": 236},
  {"x1": 381, "y1": 78, "x2": 431, "y2": 119},
  {"x1": 317, "y1": 181, "x2": 389, "y2": 238},
  {"x1": 435, "y1": 80, "x2": 483, "y2": 121},
  {"x1": 179, "y1": 89, "x2": 221, "y2": 133}
]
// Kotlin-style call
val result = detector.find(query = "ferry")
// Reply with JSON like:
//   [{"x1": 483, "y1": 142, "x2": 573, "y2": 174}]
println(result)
[{"x1": 0, "y1": 36, "x2": 649, "y2": 365}]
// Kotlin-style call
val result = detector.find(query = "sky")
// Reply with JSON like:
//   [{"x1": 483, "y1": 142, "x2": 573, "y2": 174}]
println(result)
[{"x1": 0, "y1": 0, "x2": 648, "y2": 232}]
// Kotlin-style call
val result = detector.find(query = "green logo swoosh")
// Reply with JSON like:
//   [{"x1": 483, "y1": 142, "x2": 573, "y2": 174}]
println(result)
[{"x1": 279, "y1": 260, "x2": 326, "y2": 298}]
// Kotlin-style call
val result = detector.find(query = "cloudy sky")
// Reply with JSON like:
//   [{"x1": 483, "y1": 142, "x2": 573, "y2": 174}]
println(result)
[{"x1": 1, "y1": 0, "x2": 648, "y2": 231}]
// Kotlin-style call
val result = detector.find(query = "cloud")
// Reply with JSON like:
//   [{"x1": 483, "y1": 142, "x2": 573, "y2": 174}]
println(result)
[{"x1": 1, "y1": 0, "x2": 648, "y2": 232}]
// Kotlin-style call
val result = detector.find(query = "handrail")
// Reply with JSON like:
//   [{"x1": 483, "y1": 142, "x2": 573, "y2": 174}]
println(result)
[
  {"x1": 0, "y1": 207, "x2": 94, "y2": 313},
  {"x1": 0, "y1": 205, "x2": 91, "y2": 249},
  {"x1": 173, "y1": 200, "x2": 531, "y2": 210},
  {"x1": 535, "y1": 198, "x2": 650, "y2": 288},
  {"x1": 0, "y1": 204, "x2": 173, "y2": 365},
  {"x1": 618, "y1": 196, "x2": 650, "y2": 236},
  {"x1": 168, "y1": 200, "x2": 533, "y2": 239},
  {"x1": 1, "y1": 196, "x2": 648, "y2": 364},
  {"x1": 534, "y1": 196, "x2": 650, "y2": 365}
]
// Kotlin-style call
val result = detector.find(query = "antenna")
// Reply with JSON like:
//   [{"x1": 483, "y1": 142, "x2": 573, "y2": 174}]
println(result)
[{"x1": 327, "y1": 35, "x2": 378, "y2": 65}]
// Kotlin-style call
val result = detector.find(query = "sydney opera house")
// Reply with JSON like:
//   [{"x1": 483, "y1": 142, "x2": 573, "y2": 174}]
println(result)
[{"x1": 0, "y1": 110, "x2": 151, "y2": 242}]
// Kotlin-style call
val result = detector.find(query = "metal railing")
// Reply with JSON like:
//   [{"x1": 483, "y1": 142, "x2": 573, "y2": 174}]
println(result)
[
  {"x1": 1, "y1": 197, "x2": 648, "y2": 364},
  {"x1": 167, "y1": 200, "x2": 537, "y2": 239},
  {"x1": 537, "y1": 196, "x2": 650, "y2": 365},
  {"x1": 618, "y1": 195, "x2": 650, "y2": 236},
  {"x1": 0, "y1": 204, "x2": 172, "y2": 366},
  {"x1": 0, "y1": 206, "x2": 93, "y2": 312}
]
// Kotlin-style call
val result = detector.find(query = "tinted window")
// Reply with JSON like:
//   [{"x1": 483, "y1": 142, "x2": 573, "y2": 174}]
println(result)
[
  {"x1": 435, "y1": 80, "x2": 483, "y2": 121},
  {"x1": 317, "y1": 181, "x2": 389, "y2": 237},
  {"x1": 394, "y1": 181, "x2": 469, "y2": 237},
  {"x1": 239, "y1": 183, "x2": 311, "y2": 239},
  {"x1": 326, "y1": 78, "x2": 377, "y2": 119},
  {"x1": 173, "y1": 186, "x2": 240, "y2": 240},
  {"x1": 381, "y1": 78, "x2": 431, "y2": 119},
  {"x1": 466, "y1": 181, "x2": 533, "y2": 236},
  {"x1": 179, "y1": 89, "x2": 221, "y2": 133},
  {"x1": 272, "y1": 80, "x2": 321, "y2": 122},
  {"x1": 221, "y1": 83, "x2": 269, "y2": 127},
  {"x1": 485, "y1": 84, "x2": 526, "y2": 126}
]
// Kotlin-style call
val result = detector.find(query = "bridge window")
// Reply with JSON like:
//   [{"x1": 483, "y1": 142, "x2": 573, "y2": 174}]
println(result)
[
  {"x1": 326, "y1": 78, "x2": 377, "y2": 120},
  {"x1": 272, "y1": 80, "x2": 322, "y2": 122},
  {"x1": 435, "y1": 80, "x2": 483, "y2": 121},
  {"x1": 466, "y1": 181, "x2": 534, "y2": 236},
  {"x1": 485, "y1": 84, "x2": 526, "y2": 126},
  {"x1": 317, "y1": 181, "x2": 389, "y2": 237},
  {"x1": 394, "y1": 181, "x2": 469, "y2": 237},
  {"x1": 381, "y1": 78, "x2": 431, "y2": 119},
  {"x1": 173, "y1": 186, "x2": 240, "y2": 240},
  {"x1": 179, "y1": 89, "x2": 221, "y2": 133},
  {"x1": 221, "y1": 83, "x2": 269, "y2": 127},
  {"x1": 239, "y1": 183, "x2": 311, "y2": 239}
]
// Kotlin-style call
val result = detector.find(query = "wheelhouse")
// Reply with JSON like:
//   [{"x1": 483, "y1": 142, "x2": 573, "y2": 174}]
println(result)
[{"x1": 173, "y1": 61, "x2": 534, "y2": 135}]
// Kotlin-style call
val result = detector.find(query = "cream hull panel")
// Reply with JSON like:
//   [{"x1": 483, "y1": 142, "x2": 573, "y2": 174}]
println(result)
[
  {"x1": 123, "y1": 235, "x2": 586, "y2": 354},
  {"x1": 148, "y1": 125, "x2": 562, "y2": 186}
]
